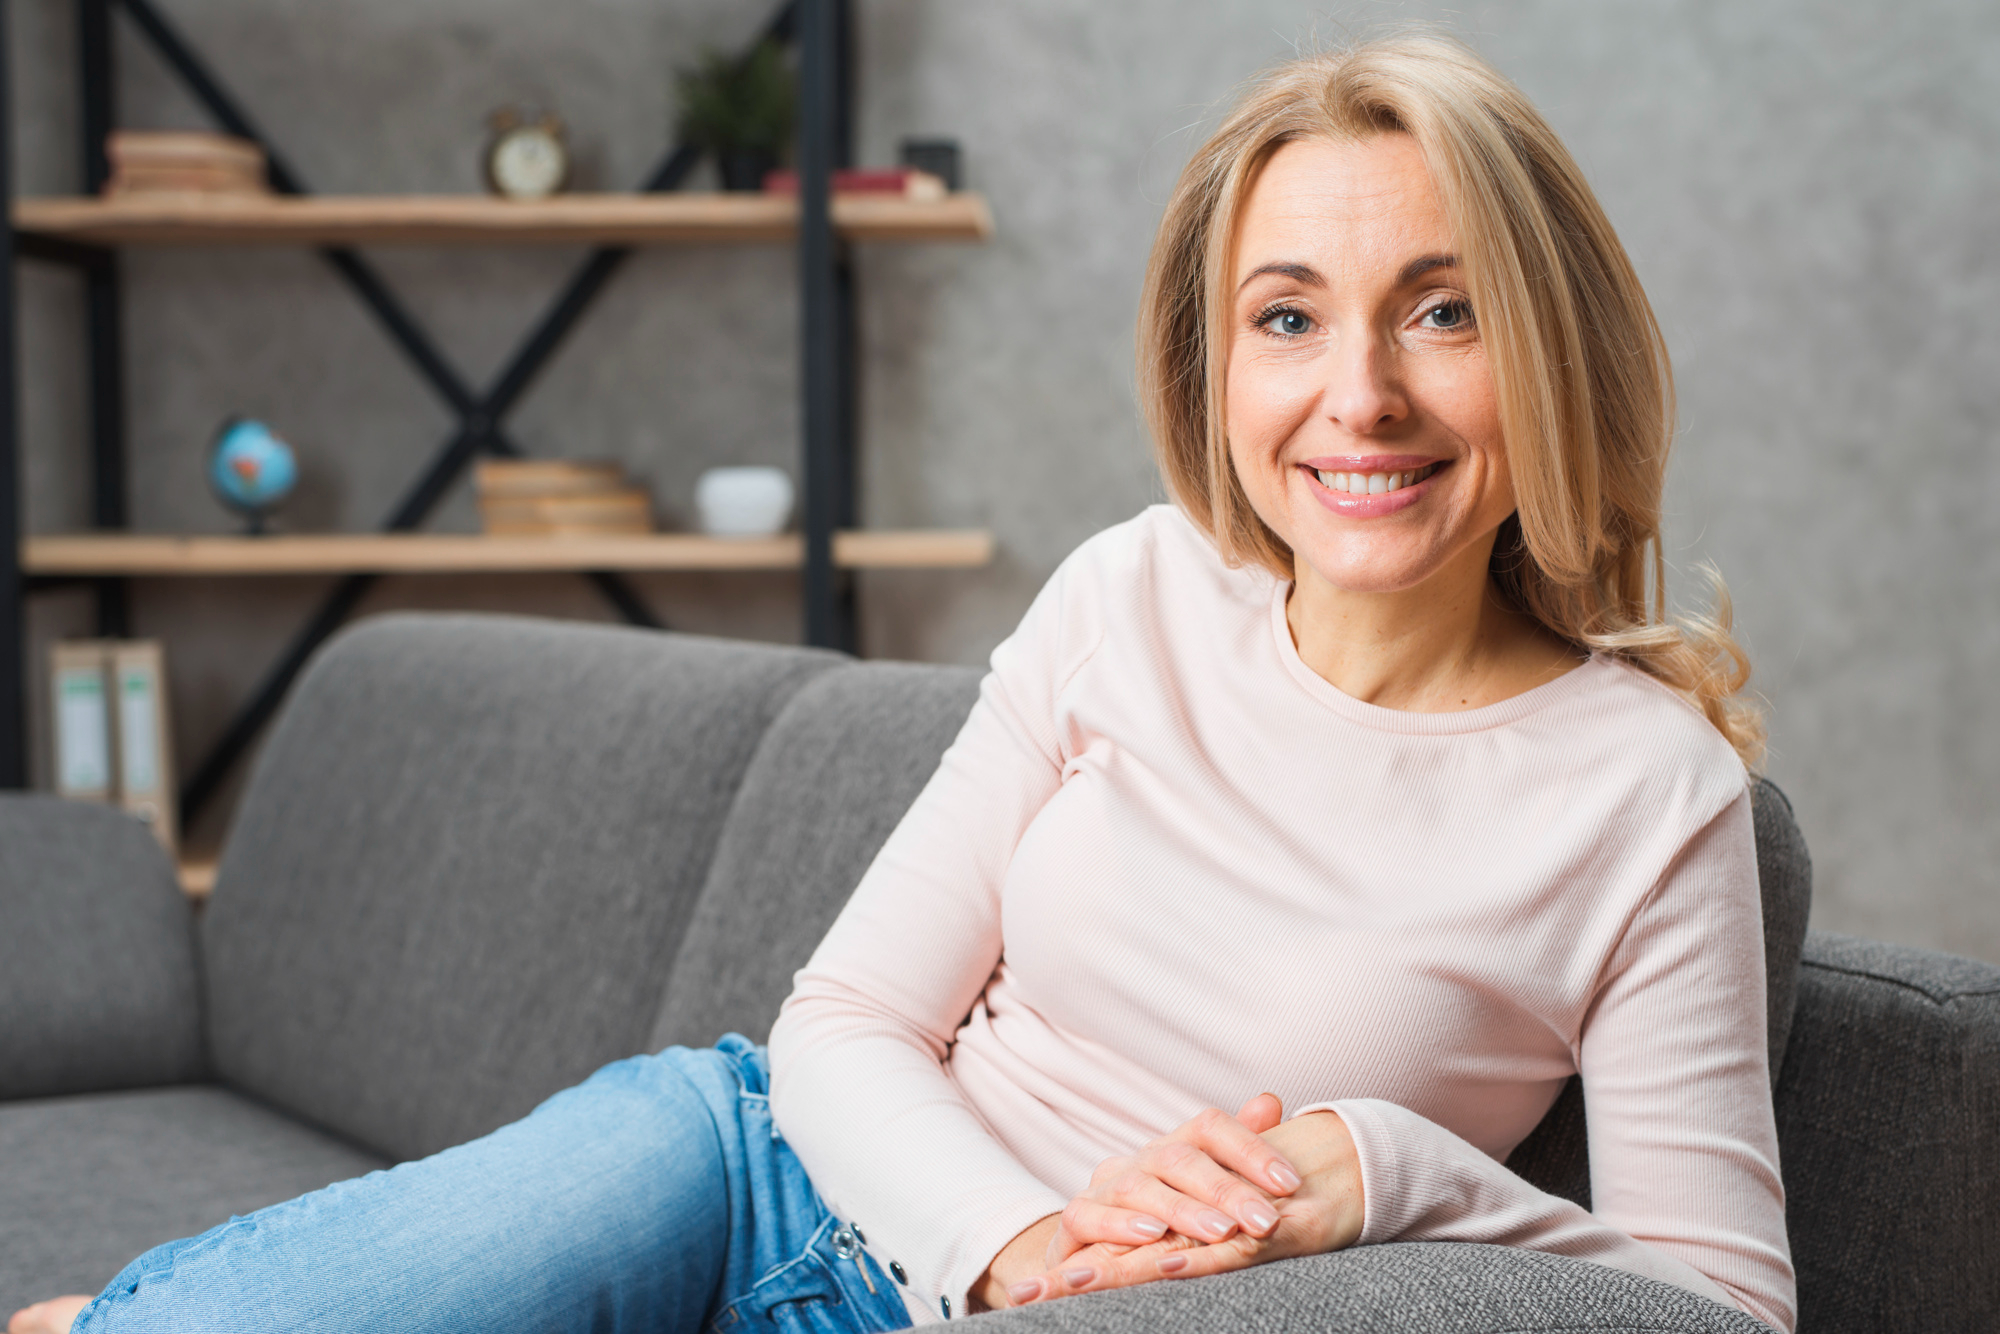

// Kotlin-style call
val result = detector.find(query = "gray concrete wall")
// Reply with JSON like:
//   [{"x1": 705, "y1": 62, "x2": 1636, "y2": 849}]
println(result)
[{"x1": 10, "y1": 1, "x2": 1998, "y2": 961}]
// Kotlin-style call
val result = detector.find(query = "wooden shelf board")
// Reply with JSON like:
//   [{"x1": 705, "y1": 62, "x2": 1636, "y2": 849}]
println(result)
[
  {"x1": 23, "y1": 530, "x2": 995, "y2": 576},
  {"x1": 13, "y1": 191, "x2": 994, "y2": 246},
  {"x1": 178, "y1": 858, "x2": 217, "y2": 900}
]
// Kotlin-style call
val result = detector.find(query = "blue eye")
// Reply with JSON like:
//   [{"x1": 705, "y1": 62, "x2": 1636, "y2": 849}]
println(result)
[
  {"x1": 1261, "y1": 309, "x2": 1311, "y2": 336},
  {"x1": 1421, "y1": 300, "x2": 1473, "y2": 330}
]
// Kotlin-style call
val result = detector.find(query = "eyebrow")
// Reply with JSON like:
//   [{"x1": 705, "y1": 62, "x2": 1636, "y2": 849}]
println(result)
[
  {"x1": 1236, "y1": 261, "x2": 1324, "y2": 293},
  {"x1": 1236, "y1": 253, "x2": 1460, "y2": 295},
  {"x1": 1398, "y1": 253, "x2": 1459, "y2": 284}
]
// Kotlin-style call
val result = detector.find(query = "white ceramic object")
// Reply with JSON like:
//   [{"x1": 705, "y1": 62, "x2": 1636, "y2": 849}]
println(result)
[{"x1": 694, "y1": 466, "x2": 795, "y2": 537}]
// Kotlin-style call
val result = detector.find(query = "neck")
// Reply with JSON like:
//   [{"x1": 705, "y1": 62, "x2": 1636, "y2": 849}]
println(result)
[{"x1": 1285, "y1": 533, "x2": 1577, "y2": 712}]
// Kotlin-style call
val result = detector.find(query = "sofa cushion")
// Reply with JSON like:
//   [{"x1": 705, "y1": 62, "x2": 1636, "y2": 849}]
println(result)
[
  {"x1": 0, "y1": 797, "x2": 204, "y2": 1101},
  {"x1": 0, "y1": 1085, "x2": 384, "y2": 1313},
  {"x1": 649, "y1": 662, "x2": 984, "y2": 1050},
  {"x1": 971, "y1": 1241, "x2": 1766, "y2": 1332},
  {"x1": 1506, "y1": 776, "x2": 1812, "y2": 1210},
  {"x1": 204, "y1": 614, "x2": 840, "y2": 1162}
]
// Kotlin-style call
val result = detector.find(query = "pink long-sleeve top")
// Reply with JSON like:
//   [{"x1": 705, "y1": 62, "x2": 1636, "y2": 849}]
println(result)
[{"x1": 767, "y1": 505, "x2": 1795, "y2": 1330}]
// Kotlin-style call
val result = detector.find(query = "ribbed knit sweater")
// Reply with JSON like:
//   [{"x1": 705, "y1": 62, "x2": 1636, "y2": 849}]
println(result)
[{"x1": 767, "y1": 505, "x2": 1795, "y2": 1331}]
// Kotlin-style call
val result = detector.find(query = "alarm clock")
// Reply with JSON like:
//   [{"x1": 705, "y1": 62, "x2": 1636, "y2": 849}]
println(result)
[{"x1": 483, "y1": 108, "x2": 570, "y2": 201}]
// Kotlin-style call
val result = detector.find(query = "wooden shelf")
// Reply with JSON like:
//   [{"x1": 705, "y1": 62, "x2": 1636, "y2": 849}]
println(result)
[
  {"x1": 23, "y1": 529, "x2": 995, "y2": 576},
  {"x1": 13, "y1": 191, "x2": 994, "y2": 246},
  {"x1": 178, "y1": 858, "x2": 217, "y2": 900}
]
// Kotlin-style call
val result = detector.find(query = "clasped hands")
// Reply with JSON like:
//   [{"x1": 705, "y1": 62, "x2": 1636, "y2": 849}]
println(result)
[{"x1": 972, "y1": 1093, "x2": 1365, "y2": 1311}]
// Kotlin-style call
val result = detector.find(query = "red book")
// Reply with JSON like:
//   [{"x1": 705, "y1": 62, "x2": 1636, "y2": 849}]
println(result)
[{"x1": 761, "y1": 167, "x2": 946, "y2": 200}]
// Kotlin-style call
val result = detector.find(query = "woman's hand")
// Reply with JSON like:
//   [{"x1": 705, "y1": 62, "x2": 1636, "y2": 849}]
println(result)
[
  {"x1": 1002, "y1": 1096, "x2": 1366, "y2": 1306},
  {"x1": 971, "y1": 1095, "x2": 1289, "y2": 1311}
]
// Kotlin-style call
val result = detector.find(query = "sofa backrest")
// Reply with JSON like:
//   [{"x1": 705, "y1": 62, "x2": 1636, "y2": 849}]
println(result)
[
  {"x1": 202, "y1": 613, "x2": 839, "y2": 1162},
  {"x1": 649, "y1": 661, "x2": 984, "y2": 1050},
  {"x1": 0, "y1": 797, "x2": 204, "y2": 1100}
]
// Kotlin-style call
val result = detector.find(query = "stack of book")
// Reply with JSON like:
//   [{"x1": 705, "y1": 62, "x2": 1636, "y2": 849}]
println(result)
[
  {"x1": 52, "y1": 640, "x2": 177, "y2": 853},
  {"x1": 475, "y1": 460, "x2": 654, "y2": 536},
  {"x1": 104, "y1": 130, "x2": 269, "y2": 197}
]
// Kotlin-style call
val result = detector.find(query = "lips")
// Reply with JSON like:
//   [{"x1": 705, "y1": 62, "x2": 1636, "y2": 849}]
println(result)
[{"x1": 1298, "y1": 457, "x2": 1446, "y2": 516}]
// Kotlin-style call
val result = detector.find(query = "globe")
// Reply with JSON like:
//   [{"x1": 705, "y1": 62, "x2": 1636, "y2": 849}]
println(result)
[{"x1": 208, "y1": 417, "x2": 298, "y2": 533}]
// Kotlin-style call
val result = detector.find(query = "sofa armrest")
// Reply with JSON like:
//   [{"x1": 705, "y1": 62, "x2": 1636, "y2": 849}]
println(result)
[
  {"x1": 0, "y1": 796, "x2": 206, "y2": 1100},
  {"x1": 1776, "y1": 931, "x2": 2000, "y2": 1334},
  {"x1": 969, "y1": 1243, "x2": 1765, "y2": 1333}
]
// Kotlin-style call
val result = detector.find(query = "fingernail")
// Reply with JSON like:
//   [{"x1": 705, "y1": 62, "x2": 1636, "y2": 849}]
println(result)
[
  {"x1": 1243, "y1": 1201, "x2": 1279, "y2": 1233},
  {"x1": 1008, "y1": 1280, "x2": 1042, "y2": 1305},
  {"x1": 1159, "y1": 1254, "x2": 1188, "y2": 1274},
  {"x1": 1130, "y1": 1215, "x2": 1168, "y2": 1239},
  {"x1": 1198, "y1": 1209, "x2": 1236, "y2": 1239},
  {"x1": 1062, "y1": 1267, "x2": 1096, "y2": 1288},
  {"x1": 1268, "y1": 1161, "x2": 1302, "y2": 1192}
]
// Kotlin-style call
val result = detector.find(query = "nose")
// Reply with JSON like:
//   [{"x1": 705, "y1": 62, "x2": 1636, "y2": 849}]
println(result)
[{"x1": 1317, "y1": 335, "x2": 1408, "y2": 435}]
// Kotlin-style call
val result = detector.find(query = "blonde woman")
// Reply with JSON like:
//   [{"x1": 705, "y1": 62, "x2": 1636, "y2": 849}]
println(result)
[{"x1": 11, "y1": 33, "x2": 1791, "y2": 1334}]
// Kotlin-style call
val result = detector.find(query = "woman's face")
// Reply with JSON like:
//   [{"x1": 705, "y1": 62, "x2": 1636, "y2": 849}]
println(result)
[{"x1": 1224, "y1": 132, "x2": 1515, "y2": 596}]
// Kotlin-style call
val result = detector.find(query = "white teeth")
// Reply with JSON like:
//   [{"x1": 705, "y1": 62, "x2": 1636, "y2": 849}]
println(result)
[{"x1": 1315, "y1": 464, "x2": 1436, "y2": 494}]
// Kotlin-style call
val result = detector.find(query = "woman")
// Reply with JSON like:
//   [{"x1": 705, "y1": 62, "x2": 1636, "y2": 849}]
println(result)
[{"x1": 11, "y1": 32, "x2": 1793, "y2": 1334}]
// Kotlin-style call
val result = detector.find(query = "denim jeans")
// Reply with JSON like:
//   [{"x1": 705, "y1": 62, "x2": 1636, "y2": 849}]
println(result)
[{"x1": 75, "y1": 1036, "x2": 914, "y2": 1334}]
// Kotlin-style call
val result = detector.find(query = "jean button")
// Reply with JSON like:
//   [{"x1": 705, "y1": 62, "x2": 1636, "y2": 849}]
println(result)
[
  {"x1": 889, "y1": 1261, "x2": 908, "y2": 1285},
  {"x1": 831, "y1": 1226, "x2": 860, "y2": 1260}
]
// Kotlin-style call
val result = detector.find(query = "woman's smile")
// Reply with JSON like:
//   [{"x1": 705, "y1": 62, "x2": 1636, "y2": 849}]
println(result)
[{"x1": 1299, "y1": 458, "x2": 1445, "y2": 516}]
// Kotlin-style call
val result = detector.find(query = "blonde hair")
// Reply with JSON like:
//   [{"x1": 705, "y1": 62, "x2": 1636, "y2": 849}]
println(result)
[{"x1": 1137, "y1": 32, "x2": 1763, "y2": 769}]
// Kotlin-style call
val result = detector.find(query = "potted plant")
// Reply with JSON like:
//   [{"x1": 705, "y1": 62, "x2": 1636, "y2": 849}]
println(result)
[{"x1": 676, "y1": 39, "x2": 795, "y2": 191}]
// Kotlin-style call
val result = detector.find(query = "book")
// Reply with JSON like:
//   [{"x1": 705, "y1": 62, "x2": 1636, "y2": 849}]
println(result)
[
  {"x1": 477, "y1": 490, "x2": 653, "y2": 536},
  {"x1": 760, "y1": 167, "x2": 948, "y2": 201},
  {"x1": 52, "y1": 642, "x2": 114, "y2": 802},
  {"x1": 104, "y1": 130, "x2": 268, "y2": 197},
  {"x1": 473, "y1": 459, "x2": 654, "y2": 535},
  {"x1": 106, "y1": 130, "x2": 265, "y2": 170},
  {"x1": 473, "y1": 459, "x2": 629, "y2": 498},
  {"x1": 112, "y1": 641, "x2": 177, "y2": 853}
]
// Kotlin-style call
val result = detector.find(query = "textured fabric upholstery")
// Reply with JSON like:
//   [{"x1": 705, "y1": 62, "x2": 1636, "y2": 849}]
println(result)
[
  {"x1": 0, "y1": 1085, "x2": 385, "y2": 1313},
  {"x1": 203, "y1": 614, "x2": 839, "y2": 1162},
  {"x1": 649, "y1": 662, "x2": 985, "y2": 1050},
  {"x1": 1777, "y1": 932, "x2": 2000, "y2": 1334},
  {"x1": 0, "y1": 796, "x2": 203, "y2": 1101},
  {"x1": 970, "y1": 1242, "x2": 1766, "y2": 1333},
  {"x1": 1507, "y1": 777, "x2": 1812, "y2": 1210}
]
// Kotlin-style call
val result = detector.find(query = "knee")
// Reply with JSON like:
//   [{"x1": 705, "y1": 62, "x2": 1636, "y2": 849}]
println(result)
[{"x1": 492, "y1": 1052, "x2": 734, "y2": 1236}]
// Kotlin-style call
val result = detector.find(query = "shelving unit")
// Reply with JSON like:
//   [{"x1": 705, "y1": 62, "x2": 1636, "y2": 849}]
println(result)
[{"x1": 0, "y1": 0, "x2": 991, "y2": 822}]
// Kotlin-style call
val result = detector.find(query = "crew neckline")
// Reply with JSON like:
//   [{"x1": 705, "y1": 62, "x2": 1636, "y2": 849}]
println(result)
[{"x1": 1267, "y1": 579, "x2": 1607, "y2": 734}]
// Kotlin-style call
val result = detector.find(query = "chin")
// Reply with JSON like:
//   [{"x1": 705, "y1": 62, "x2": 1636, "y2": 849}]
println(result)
[{"x1": 1287, "y1": 531, "x2": 1442, "y2": 594}]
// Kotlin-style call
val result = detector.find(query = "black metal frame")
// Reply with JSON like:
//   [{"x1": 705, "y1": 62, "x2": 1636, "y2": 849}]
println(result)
[{"x1": 0, "y1": 0, "x2": 862, "y2": 814}]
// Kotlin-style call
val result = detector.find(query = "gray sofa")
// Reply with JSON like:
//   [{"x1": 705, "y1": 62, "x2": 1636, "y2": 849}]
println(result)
[{"x1": 2, "y1": 614, "x2": 1994, "y2": 1333}]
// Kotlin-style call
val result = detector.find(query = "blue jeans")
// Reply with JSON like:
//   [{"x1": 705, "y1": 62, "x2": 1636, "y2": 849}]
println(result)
[{"x1": 76, "y1": 1037, "x2": 914, "y2": 1334}]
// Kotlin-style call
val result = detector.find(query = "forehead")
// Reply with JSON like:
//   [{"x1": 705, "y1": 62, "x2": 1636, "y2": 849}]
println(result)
[{"x1": 1230, "y1": 133, "x2": 1451, "y2": 281}]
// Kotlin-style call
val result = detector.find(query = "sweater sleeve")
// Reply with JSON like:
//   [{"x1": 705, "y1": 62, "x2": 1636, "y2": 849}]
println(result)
[
  {"x1": 766, "y1": 564, "x2": 1091, "y2": 1321},
  {"x1": 1311, "y1": 791, "x2": 1797, "y2": 1332}
]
